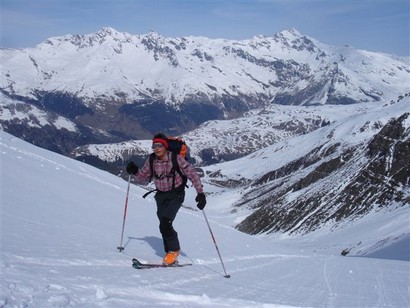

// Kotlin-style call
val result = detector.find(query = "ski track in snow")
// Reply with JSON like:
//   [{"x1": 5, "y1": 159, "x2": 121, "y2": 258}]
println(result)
[{"x1": 3, "y1": 247, "x2": 408, "y2": 307}]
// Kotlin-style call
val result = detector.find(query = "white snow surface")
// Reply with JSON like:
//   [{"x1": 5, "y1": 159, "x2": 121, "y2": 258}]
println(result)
[{"x1": 1, "y1": 131, "x2": 409, "y2": 307}]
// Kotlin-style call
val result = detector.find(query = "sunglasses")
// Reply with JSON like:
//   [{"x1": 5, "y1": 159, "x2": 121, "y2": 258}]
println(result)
[{"x1": 152, "y1": 143, "x2": 165, "y2": 149}]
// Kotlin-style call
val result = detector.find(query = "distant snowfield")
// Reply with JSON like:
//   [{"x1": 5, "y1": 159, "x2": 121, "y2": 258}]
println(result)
[{"x1": 1, "y1": 131, "x2": 409, "y2": 307}]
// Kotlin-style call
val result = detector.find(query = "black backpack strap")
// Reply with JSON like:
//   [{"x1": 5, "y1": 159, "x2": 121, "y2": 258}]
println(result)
[
  {"x1": 142, "y1": 153, "x2": 157, "y2": 198},
  {"x1": 142, "y1": 188, "x2": 158, "y2": 199},
  {"x1": 170, "y1": 152, "x2": 188, "y2": 190},
  {"x1": 148, "y1": 153, "x2": 155, "y2": 183}
]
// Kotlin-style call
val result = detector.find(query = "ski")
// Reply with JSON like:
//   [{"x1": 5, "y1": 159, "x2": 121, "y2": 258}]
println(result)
[{"x1": 132, "y1": 258, "x2": 192, "y2": 269}]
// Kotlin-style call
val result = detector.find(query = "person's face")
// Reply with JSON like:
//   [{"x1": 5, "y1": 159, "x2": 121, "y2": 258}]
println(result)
[{"x1": 152, "y1": 142, "x2": 167, "y2": 159}]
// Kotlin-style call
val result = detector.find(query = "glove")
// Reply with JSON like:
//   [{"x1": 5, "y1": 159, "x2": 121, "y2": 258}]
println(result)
[
  {"x1": 126, "y1": 161, "x2": 138, "y2": 175},
  {"x1": 195, "y1": 192, "x2": 206, "y2": 210}
]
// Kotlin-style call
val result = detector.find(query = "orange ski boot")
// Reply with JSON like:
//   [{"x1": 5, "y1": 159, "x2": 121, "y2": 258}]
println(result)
[{"x1": 163, "y1": 251, "x2": 180, "y2": 266}]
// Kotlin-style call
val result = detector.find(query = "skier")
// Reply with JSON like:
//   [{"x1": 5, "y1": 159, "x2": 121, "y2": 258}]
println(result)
[{"x1": 126, "y1": 133, "x2": 206, "y2": 266}]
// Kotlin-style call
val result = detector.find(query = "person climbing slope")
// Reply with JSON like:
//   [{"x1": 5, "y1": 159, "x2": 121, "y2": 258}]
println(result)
[{"x1": 126, "y1": 132, "x2": 206, "y2": 265}]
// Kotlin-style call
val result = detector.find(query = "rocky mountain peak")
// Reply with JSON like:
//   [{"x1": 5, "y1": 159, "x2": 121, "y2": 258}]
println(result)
[
  {"x1": 273, "y1": 28, "x2": 319, "y2": 53},
  {"x1": 96, "y1": 26, "x2": 121, "y2": 37},
  {"x1": 143, "y1": 30, "x2": 164, "y2": 41},
  {"x1": 277, "y1": 28, "x2": 303, "y2": 39},
  {"x1": 40, "y1": 27, "x2": 132, "y2": 50}
]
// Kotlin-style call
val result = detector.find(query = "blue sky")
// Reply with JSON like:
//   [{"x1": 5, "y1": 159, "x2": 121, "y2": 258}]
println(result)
[{"x1": 1, "y1": 0, "x2": 409, "y2": 56}]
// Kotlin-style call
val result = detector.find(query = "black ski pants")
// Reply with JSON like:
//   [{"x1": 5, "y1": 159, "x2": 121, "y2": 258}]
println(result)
[{"x1": 154, "y1": 190, "x2": 185, "y2": 253}]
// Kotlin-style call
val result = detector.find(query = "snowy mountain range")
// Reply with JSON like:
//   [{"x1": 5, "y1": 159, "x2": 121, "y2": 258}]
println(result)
[
  {"x1": 1, "y1": 27, "x2": 409, "y2": 155},
  {"x1": 1, "y1": 28, "x2": 409, "y2": 243}
]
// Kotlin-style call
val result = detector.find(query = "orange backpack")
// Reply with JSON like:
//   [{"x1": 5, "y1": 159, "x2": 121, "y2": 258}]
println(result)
[{"x1": 166, "y1": 136, "x2": 190, "y2": 160}]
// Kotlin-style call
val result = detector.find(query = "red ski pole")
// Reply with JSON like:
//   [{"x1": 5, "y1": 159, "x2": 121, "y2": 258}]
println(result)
[{"x1": 117, "y1": 175, "x2": 131, "y2": 252}]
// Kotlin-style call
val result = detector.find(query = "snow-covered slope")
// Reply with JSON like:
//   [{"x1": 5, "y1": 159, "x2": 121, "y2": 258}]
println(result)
[
  {"x1": 1, "y1": 131, "x2": 409, "y2": 307},
  {"x1": 204, "y1": 95, "x2": 410, "y2": 235}
]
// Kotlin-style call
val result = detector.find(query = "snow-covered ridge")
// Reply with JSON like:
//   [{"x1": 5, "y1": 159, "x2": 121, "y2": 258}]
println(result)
[
  {"x1": 227, "y1": 96, "x2": 410, "y2": 235},
  {"x1": 73, "y1": 103, "x2": 358, "y2": 164},
  {"x1": 204, "y1": 96, "x2": 410, "y2": 181},
  {"x1": 1, "y1": 27, "x2": 408, "y2": 106}
]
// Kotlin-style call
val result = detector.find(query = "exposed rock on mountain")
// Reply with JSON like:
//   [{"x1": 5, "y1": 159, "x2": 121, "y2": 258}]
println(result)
[
  {"x1": 71, "y1": 103, "x2": 334, "y2": 169},
  {"x1": 234, "y1": 96, "x2": 409, "y2": 235}
]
